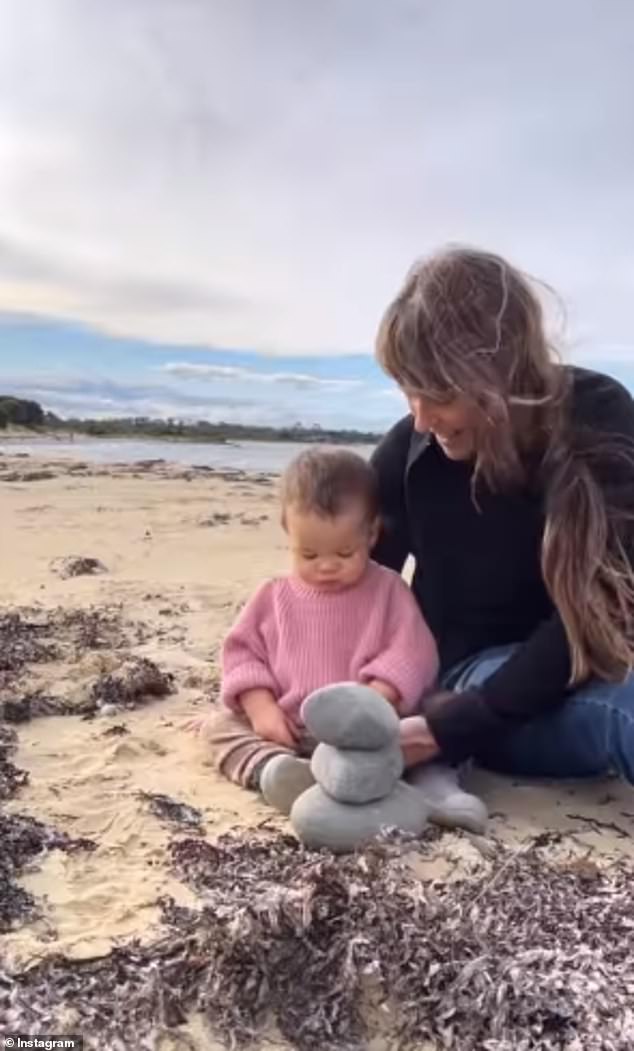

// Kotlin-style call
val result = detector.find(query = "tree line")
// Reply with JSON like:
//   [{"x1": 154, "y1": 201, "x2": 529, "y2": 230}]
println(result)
[
  {"x1": 0, "y1": 396, "x2": 381, "y2": 445},
  {"x1": 0, "y1": 397, "x2": 45, "y2": 429}
]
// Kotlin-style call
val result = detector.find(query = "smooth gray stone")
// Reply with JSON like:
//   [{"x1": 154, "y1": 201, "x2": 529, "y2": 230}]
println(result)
[
  {"x1": 311, "y1": 741, "x2": 403, "y2": 803},
  {"x1": 301, "y1": 682, "x2": 399, "y2": 750},
  {"x1": 290, "y1": 781, "x2": 428, "y2": 853}
]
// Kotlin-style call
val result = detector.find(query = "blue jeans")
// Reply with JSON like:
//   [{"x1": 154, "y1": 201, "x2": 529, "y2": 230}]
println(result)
[{"x1": 443, "y1": 645, "x2": 634, "y2": 784}]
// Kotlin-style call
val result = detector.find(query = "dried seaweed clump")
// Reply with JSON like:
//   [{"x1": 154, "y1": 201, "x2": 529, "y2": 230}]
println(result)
[
  {"x1": 1, "y1": 692, "x2": 64, "y2": 723},
  {"x1": 54, "y1": 606, "x2": 133, "y2": 651},
  {"x1": 90, "y1": 657, "x2": 174, "y2": 711},
  {"x1": 0, "y1": 724, "x2": 28, "y2": 800},
  {"x1": 139, "y1": 790, "x2": 204, "y2": 831},
  {"x1": 2, "y1": 831, "x2": 634, "y2": 1051},
  {"x1": 168, "y1": 833, "x2": 634, "y2": 1051},
  {"x1": 1, "y1": 935, "x2": 200, "y2": 1046},
  {"x1": 50, "y1": 556, "x2": 108, "y2": 579},
  {"x1": 0, "y1": 605, "x2": 139, "y2": 696},
  {"x1": 0, "y1": 812, "x2": 96, "y2": 933},
  {"x1": 0, "y1": 610, "x2": 58, "y2": 689}
]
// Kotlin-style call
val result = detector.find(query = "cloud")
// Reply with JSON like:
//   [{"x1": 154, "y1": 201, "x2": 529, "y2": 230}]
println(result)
[
  {"x1": 0, "y1": 1, "x2": 632, "y2": 358},
  {"x1": 0, "y1": 366, "x2": 396, "y2": 429},
  {"x1": 0, "y1": 373, "x2": 259, "y2": 421},
  {"x1": 0, "y1": 311, "x2": 403, "y2": 428},
  {"x1": 159, "y1": 360, "x2": 364, "y2": 390},
  {"x1": 0, "y1": 235, "x2": 249, "y2": 316}
]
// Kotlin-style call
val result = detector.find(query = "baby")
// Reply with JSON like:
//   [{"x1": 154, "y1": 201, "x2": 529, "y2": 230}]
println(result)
[{"x1": 201, "y1": 447, "x2": 486, "y2": 830}]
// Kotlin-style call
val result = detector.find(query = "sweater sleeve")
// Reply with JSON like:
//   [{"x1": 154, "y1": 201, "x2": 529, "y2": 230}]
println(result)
[
  {"x1": 359, "y1": 572, "x2": 439, "y2": 714},
  {"x1": 426, "y1": 373, "x2": 634, "y2": 763},
  {"x1": 220, "y1": 583, "x2": 279, "y2": 711},
  {"x1": 425, "y1": 613, "x2": 571, "y2": 761},
  {"x1": 370, "y1": 417, "x2": 412, "y2": 573}
]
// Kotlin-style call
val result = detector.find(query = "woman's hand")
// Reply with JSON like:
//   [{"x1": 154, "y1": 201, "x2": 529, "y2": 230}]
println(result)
[
  {"x1": 240, "y1": 688, "x2": 299, "y2": 748},
  {"x1": 399, "y1": 715, "x2": 441, "y2": 767}
]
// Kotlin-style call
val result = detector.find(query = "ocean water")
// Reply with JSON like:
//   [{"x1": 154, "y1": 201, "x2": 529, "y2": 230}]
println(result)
[{"x1": 0, "y1": 436, "x2": 376, "y2": 473}]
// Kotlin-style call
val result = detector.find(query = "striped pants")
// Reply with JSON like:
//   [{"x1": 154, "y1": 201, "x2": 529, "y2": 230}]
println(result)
[{"x1": 202, "y1": 708, "x2": 316, "y2": 788}]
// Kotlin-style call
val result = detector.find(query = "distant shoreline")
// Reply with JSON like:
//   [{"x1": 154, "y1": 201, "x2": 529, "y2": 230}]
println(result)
[
  {"x1": 0, "y1": 428, "x2": 378, "y2": 447},
  {"x1": 1, "y1": 396, "x2": 384, "y2": 445},
  {"x1": 0, "y1": 434, "x2": 377, "y2": 474}
]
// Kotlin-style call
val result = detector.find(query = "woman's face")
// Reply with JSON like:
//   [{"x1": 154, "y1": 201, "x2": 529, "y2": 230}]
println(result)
[{"x1": 404, "y1": 389, "x2": 480, "y2": 461}]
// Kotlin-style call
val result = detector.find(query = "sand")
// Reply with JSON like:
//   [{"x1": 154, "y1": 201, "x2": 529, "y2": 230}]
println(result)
[{"x1": 1, "y1": 447, "x2": 634, "y2": 1048}]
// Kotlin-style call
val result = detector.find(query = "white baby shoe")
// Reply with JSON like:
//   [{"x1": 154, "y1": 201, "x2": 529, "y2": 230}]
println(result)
[{"x1": 406, "y1": 762, "x2": 487, "y2": 834}]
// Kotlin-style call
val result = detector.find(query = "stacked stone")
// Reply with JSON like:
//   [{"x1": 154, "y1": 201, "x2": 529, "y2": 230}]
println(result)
[{"x1": 290, "y1": 684, "x2": 429, "y2": 853}]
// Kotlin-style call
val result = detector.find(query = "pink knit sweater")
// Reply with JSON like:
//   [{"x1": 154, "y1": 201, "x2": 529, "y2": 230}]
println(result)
[{"x1": 221, "y1": 561, "x2": 438, "y2": 722}]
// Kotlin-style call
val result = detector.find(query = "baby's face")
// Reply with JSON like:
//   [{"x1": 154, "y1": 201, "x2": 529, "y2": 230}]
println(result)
[{"x1": 285, "y1": 505, "x2": 378, "y2": 592}]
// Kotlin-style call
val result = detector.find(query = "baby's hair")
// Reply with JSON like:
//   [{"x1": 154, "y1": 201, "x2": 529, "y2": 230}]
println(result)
[{"x1": 280, "y1": 447, "x2": 379, "y2": 523}]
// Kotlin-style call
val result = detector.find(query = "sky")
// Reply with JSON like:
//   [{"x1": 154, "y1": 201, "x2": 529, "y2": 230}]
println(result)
[{"x1": 0, "y1": 0, "x2": 633, "y2": 430}]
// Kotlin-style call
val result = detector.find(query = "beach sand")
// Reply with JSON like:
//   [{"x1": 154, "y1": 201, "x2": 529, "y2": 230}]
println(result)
[{"x1": 2, "y1": 448, "x2": 634, "y2": 1048}]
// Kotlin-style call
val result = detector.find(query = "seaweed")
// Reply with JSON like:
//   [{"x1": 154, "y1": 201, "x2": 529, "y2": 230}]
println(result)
[
  {"x1": 0, "y1": 607, "x2": 135, "y2": 687},
  {"x1": 0, "y1": 611, "x2": 58, "y2": 689},
  {"x1": 50, "y1": 556, "x2": 108, "y2": 579},
  {"x1": 100, "y1": 722, "x2": 129, "y2": 738},
  {"x1": 0, "y1": 812, "x2": 96, "y2": 933},
  {"x1": 0, "y1": 606, "x2": 154, "y2": 717},
  {"x1": 90, "y1": 658, "x2": 174, "y2": 711},
  {"x1": 2, "y1": 830, "x2": 633, "y2": 1050},
  {"x1": 139, "y1": 791, "x2": 204, "y2": 831},
  {"x1": 0, "y1": 723, "x2": 28, "y2": 800}
]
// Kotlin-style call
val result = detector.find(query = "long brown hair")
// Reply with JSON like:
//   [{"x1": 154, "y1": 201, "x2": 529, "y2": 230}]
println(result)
[{"x1": 376, "y1": 246, "x2": 634, "y2": 684}]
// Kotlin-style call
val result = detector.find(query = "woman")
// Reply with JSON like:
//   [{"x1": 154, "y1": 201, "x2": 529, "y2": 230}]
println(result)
[{"x1": 372, "y1": 246, "x2": 634, "y2": 783}]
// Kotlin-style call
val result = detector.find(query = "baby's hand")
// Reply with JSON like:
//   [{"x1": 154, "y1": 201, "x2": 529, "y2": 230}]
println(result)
[
  {"x1": 182, "y1": 715, "x2": 209, "y2": 736},
  {"x1": 250, "y1": 704, "x2": 298, "y2": 749},
  {"x1": 239, "y1": 688, "x2": 298, "y2": 748},
  {"x1": 365, "y1": 678, "x2": 401, "y2": 710}
]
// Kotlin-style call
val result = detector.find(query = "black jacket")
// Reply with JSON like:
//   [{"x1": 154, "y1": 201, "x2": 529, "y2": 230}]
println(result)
[{"x1": 371, "y1": 367, "x2": 634, "y2": 761}]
